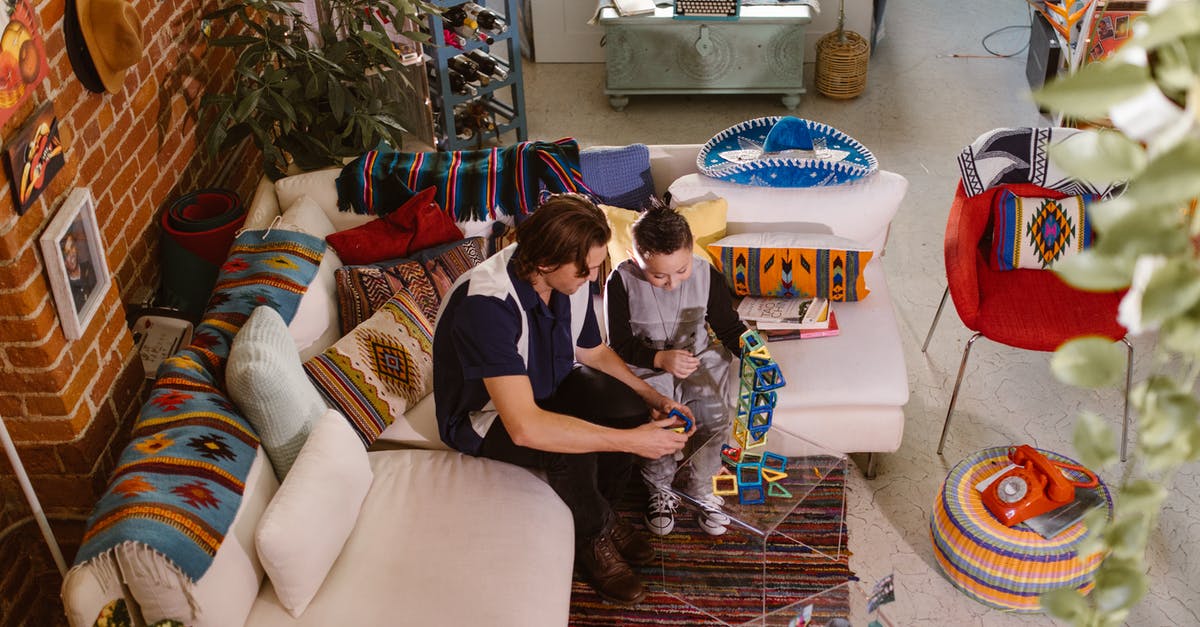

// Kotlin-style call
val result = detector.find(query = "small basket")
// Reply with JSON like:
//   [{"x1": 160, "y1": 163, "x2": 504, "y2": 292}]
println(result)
[{"x1": 815, "y1": 29, "x2": 870, "y2": 99}]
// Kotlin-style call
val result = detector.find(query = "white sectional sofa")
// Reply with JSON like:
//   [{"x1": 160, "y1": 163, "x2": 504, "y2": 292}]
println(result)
[{"x1": 62, "y1": 143, "x2": 908, "y2": 626}]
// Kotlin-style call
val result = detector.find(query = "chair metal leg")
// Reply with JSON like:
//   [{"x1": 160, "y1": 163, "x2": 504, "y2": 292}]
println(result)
[
  {"x1": 1121, "y1": 337, "x2": 1133, "y2": 462},
  {"x1": 864, "y1": 452, "x2": 877, "y2": 479},
  {"x1": 937, "y1": 332, "x2": 982, "y2": 455},
  {"x1": 922, "y1": 287, "x2": 950, "y2": 353}
]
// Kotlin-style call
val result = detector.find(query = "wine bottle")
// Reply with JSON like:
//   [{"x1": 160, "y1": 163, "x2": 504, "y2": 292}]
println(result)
[
  {"x1": 447, "y1": 55, "x2": 487, "y2": 85},
  {"x1": 444, "y1": 7, "x2": 479, "y2": 30},
  {"x1": 463, "y1": 3, "x2": 507, "y2": 33},
  {"x1": 468, "y1": 50, "x2": 509, "y2": 80}
]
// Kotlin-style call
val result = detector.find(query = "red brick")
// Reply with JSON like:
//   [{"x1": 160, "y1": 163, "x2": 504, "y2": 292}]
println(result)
[
  {"x1": 0, "y1": 299, "x2": 60, "y2": 341},
  {"x1": 3, "y1": 416, "x2": 75, "y2": 442},
  {"x1": 0, "y1": 244, "x2": 39, "y2": 291},
  {"x1": 0, "y1": 442, "x2": 62, "y2": 475},
  {"x1": 30, "y1": 473, "x2": 98, "y2": 510},
  {"x1": 5, "y1": 328, "x2": 69, "y2": 370},
  {"x1": 0, "y1": 393, "x2": 23, "y2": 416},
  {"x1": 58, "y1": 401, "x2": 117, "y2": 474}
]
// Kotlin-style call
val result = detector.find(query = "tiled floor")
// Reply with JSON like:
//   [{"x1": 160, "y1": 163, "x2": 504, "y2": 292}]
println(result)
[{"x1": 521, "y1": 1, "x2": 1199, "y2": 624}]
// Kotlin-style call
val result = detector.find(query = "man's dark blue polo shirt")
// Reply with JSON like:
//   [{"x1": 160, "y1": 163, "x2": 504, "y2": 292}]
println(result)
[{"x1": 433, "y1": 261, "x2": 601, "y2": 455}]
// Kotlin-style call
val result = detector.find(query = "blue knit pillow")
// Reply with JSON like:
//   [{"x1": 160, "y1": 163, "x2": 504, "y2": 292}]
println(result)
[{"x1": 580, "y1": 144, "x2": 655, "y2": 209}]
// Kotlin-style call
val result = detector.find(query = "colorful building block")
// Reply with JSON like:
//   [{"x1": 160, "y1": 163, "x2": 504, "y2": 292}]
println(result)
[
  {"x1": 713, "y1": 474, "x2": 739, "y2": 496},
  {"x1": 738, "y1": 484, "x2": 766, "y2": 505},
  {"x1": 762, "y1": 451, "x2": 788, "y2": 473}
]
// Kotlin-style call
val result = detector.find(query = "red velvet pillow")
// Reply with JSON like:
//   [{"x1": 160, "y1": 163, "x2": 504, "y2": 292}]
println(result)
[{"x1": 325, "y1": 187, "x2": 462, "y2": 265}]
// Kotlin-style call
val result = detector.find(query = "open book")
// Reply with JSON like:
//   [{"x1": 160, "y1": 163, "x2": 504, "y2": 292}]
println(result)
[
  {"x1": 613, "y1": 0, "x2": 656, "y2": 16},
  {"x1": 738, "y1": 296, "x2": 830, "y2": 330}
]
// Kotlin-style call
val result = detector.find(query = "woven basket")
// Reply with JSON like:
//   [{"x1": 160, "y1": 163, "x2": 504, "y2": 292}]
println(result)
[{"x1": 815, "y1": 29, "x2": 870, "y2": 99}]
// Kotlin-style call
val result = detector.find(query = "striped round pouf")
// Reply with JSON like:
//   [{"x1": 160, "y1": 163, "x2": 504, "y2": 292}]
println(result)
[{"x1": 930, "y1": 447, "x2": 1113, "y2": 612}]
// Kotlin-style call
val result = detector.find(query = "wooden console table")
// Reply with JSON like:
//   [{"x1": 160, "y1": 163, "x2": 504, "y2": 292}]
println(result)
[{"x1": 598, "y1": 4, "x2": 814, "y2": 111}]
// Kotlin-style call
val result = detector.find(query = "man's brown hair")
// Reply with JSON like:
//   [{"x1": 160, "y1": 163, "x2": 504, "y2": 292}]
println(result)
[{"x1": 512, "y1": 193, "x2": 611, "y2": 279}]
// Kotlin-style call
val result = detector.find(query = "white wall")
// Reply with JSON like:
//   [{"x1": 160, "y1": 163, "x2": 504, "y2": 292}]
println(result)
[{"x1": 527, "y1": 1, "x2": 875, "y2": 64}]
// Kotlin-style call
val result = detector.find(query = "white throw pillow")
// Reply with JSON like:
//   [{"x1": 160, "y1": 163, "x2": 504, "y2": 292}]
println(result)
[
  {"x1": 228, "y1": 307, "x2": 329, "y2": 479},
  {"x1": 255, "y1": 410, "x2": 372, "y2": 618},
  {"x1": 275, "y1": 168, "x2": 374, "y2": 232},
  {"x1": 667, "y1": 170, "x2": 909, "y2": 253},
  {"x1": 280, "y1": 195, "x2": 344, "y2": 358}
]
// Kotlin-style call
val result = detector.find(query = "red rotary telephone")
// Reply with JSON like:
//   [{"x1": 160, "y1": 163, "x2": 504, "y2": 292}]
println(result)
[{"x1": 981, "y1": 445, "x2": 1099, "y2": 527}]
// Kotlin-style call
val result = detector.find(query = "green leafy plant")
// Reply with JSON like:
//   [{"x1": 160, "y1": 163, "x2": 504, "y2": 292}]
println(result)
[
  {"x1": 200, "y1": 0, "x2": 433, "y2": 179},
  {"x1": 1032, "y1": 1, "x2": 1200, "y2": 623}
]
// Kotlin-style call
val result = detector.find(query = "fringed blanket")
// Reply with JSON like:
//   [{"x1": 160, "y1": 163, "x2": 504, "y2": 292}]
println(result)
[
  {"x1": 957, "y1": 127, "x2": 1122, "y2": 198},
  {"x1": 74, "y1": 229, "x2": 324, "y2": 582},
  {"x1": 335, "y1": 138, "x2": 591, "y2": 222}
]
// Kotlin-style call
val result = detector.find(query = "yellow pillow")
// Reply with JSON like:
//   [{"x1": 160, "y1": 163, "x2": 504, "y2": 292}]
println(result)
[{"x1": 600, "y1": 198, "x2": 727, "y2": 267}]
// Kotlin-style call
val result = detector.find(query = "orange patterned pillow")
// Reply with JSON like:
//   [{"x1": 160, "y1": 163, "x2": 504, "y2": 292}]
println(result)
[{"x1": 707, "y1": 233, "x2": 874, "y2": 301}]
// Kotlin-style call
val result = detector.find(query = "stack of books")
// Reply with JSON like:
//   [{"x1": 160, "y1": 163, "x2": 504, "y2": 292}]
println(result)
[{"x1": 737, "y1": 296, "x2": 839, "y2": 341}]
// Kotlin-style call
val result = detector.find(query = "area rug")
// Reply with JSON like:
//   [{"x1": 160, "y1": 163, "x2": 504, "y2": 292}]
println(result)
[{"x1": 569, "y1": 462, "x2": 853, "y2": 626}]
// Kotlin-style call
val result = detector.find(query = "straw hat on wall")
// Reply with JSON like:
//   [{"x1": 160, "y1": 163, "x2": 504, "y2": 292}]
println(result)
[{"x1": 64, "y1": 0, "x2": 143, "y2": 94}]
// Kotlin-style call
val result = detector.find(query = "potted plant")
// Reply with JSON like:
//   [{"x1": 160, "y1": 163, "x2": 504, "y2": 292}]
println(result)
[
  {"x1": 1033, "y1": 0, "x2": 1200, "y2": 623},
  {"x1": 200, "y1": 0, "x2": 434, "y2": 179}
]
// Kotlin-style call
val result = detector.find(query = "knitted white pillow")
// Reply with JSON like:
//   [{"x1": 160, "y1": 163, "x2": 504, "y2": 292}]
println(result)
[
  {"x1": 227, "y1": 306, "x2": 328, "y2": 480},
  {"x1": 256, "y1": 410, "x2": 372, "y2": 617}
]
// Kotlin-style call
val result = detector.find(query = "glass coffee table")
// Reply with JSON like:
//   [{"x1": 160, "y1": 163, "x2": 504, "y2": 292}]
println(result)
[{"x1": 656, "y1": 426, "x2": 849, "y2": 625}]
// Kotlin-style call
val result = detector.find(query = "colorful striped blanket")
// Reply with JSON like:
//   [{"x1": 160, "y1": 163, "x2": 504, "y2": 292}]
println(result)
[
  {"x1": 74, "y1": 230, "x2": 324, "y2": 582},
  {"x1": 335, "y1": 138, "x2": 591, "y2": 222}
]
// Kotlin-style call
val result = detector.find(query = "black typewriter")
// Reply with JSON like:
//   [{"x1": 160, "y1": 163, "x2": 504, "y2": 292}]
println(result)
[{"x1": 673, "y1": 0, "x2": 740, "y2": 20}]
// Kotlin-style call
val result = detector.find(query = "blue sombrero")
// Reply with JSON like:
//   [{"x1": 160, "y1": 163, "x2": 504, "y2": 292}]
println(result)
[{"x1": 697, "y1": 116, "x2": 878, "y2": 187}]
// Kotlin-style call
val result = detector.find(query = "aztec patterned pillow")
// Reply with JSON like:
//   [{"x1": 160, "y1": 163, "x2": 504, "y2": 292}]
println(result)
[
  {"x1": 412, "y1": 236, "x2": 488, "y2": 300},
  {"x1": 991, "y1": 189, "x2": 1096, "y2": 271},
  {"x1": 334, "y1": 260, "x2": 439, "y2": 335},
  {"x1": 304, "y1": 289, "x2": 435, "y2": 447},
  {"x1": 708, "y1": 232, "x2": 874, "y2": 301}
]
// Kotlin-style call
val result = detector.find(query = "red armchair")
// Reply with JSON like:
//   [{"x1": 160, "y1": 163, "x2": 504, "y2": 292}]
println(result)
[{"x1": 923, "y1": 181, "x2": 1132, "y2": 459}]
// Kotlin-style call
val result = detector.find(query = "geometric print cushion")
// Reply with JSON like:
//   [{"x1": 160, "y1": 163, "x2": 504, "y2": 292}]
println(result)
[
  {"x1": 334, "y1": 260, "x2": 440, "y2": 335},
  {"x1": 707, "y1": 232, "x2": 873, "y2": 301},
  {"x1": 991, "y1": 189, "x2": 1095, "y2": 271},
  {"x1": 413, "y1": 237, "x2": 488, "y2": 301},
  {"x1": 304, "y1": 288, "x2": 435, "y2": 447}
]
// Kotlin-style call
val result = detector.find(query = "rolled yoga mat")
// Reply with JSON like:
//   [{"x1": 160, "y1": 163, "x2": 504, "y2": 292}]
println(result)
[{"x1": 160, "y1": 188, "x2": 245, "y2": 319}]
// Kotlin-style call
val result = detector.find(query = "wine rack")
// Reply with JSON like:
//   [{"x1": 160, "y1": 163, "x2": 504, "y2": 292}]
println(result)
[{"x1": 425, "y1": 0, "x2": 528, "y2": 151}]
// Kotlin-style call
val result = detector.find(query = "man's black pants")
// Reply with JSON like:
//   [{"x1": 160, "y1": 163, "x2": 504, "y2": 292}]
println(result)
[{"x1": 479, "y1": 365, "x2": 648, "y2": 542}]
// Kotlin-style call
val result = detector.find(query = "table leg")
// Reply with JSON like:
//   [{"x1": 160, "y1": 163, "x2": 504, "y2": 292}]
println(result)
[
  {"x1": 781, "y1": 93, "x2": 801, "y2": 110},
  {"x1": 608, "y1": 95, "x2": 630, "y2": 111}
]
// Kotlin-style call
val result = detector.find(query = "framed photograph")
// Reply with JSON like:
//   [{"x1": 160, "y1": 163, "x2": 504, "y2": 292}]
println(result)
[
  {"x1": 40, "y1": 188, "x2": 110, "y2": 340},
  {"x1": 4, "y1": 101, "x2": 65, "y2": 215}
]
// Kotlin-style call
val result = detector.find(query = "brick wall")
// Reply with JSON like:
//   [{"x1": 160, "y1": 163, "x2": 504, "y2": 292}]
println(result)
[{"x1": 0, "y1": 1, "x2": 259, "y2": 623}]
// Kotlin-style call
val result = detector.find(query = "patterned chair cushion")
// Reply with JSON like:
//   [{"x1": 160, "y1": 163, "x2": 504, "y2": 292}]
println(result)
[
  {"x1": 304, "y1": 288, "x2": 435, "y2": 447},
  {"x1": 708, "y1": 232, "x2": 874, "y2": 301},
  {"x1": 991, "y1": 189, "x2": 1095, "y2": 271}
]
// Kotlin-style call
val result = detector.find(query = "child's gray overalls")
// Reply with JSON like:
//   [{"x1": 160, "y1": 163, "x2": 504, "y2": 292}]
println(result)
[{"x1": 615, "y1": 257, "x2": 733, "y2": 494}]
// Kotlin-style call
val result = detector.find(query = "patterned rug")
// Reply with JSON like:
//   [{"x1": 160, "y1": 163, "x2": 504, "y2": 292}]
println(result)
[{"x1": 569, "y1": 462, "x2": 852, "y2": 626}]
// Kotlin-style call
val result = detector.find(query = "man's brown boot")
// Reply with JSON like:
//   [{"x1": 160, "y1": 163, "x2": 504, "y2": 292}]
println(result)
[
  {"x1": 609, "y1": 518, "x2": 655, "y2": 566},
  {"x1": 577, "y1": 532, "x2": 646, "y2": 605}
]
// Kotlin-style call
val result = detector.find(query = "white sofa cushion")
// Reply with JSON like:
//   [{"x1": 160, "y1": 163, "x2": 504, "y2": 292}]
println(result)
[
  {"x1": 244, "y1": 450, "x2": 575, "y2": 627},
  {"x1": 279, "y1": 195, "x2": 344, "y2": 359},
  {"x1": 228, "y1": 307, "x2": 329, "y2": 480},
  {"x1": 256, "y1": 410, "x2": 372, "y2": 617},
  {"x1": 765, "y1": 262, "x2": 908, "y2": 453},
  {"x1": 275, "y1": 168, "x2": 375, "y2": 232},
  {"x1": 116, "y1": 448, "x2": 279, "y2": 627},
  {"x1": 667, "y1": 170, "x2": 909, "y2": 252}
]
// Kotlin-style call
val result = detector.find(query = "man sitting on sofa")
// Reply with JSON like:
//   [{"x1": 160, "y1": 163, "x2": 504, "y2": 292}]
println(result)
[{"x1": 433, "y1": 193, "x2": 696, "y2": 605}]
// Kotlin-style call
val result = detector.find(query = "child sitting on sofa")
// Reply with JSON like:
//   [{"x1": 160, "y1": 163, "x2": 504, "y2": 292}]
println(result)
[{"x1": 605, "y1": 202, "x2": 747, "y2": 536}]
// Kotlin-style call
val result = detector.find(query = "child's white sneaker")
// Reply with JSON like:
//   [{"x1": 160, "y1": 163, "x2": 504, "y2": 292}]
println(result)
[
  {"x1": 645, "y1": 489, "x2": 680, "y2": 536},
  {"x1": 695, "y1": 493, "x2": 730, "y2": 536}
]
